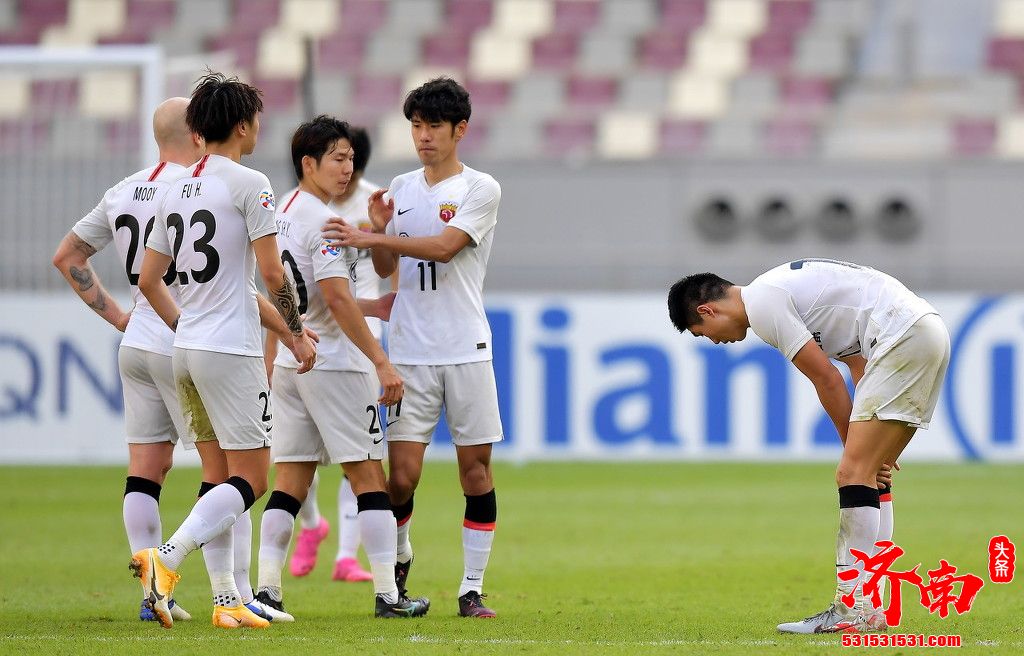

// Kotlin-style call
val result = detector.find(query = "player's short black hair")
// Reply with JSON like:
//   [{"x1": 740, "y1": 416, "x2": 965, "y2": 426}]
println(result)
[
  {"x1": 350, "y1": 126, "x2": 371, "y2": 174},
  {"x1": 290, "y1": 114, "x2": 352, "y2": 181},
  {"x1": 667, "y1": 273, "x2": 734, "y2": 333},
  {"x1": 186, "y1": 71, "x2": 263, "y2": 143},
  {"x1": 402, "y1": 77, "x2": 471, "y2": 127}
]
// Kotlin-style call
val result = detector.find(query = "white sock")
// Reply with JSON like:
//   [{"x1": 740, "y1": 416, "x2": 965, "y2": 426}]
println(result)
[
  {"x1": 232, "y1": 510, "x2": 254, "y2": 604},
  {"x1": 836, "y1": 505, "x2": 880, "y2": 607},
  {"x1": 396, "y1": 517, "x2": 413, "y2": 564},
  {"x1": 298, "y1": 470, "x2": 321, "y2": 530},
  {"x1": 459, "y1": 526, "x2": 495, "y2": 597},
  {"x1": 359, "y1": 507, "x2": 399, "y2": 602},
  {"x1": 869, "y1": 492, "x2": 895, "y2": 607},
  {"x1": 201, "y1": 525, "x2": 242, "y2": 608},
  {"x1": 123, "y1": 491, "x2": 161, "y2": 554},
  {"x1": 158, "y1": 483, "x2": 245, "y2": 571},
  {"x1": 257, "y1": 508, "x2": 296, "y2": 593},
  {"x1": 337, "y1": 476, "x2": 360, "y2": 561}
]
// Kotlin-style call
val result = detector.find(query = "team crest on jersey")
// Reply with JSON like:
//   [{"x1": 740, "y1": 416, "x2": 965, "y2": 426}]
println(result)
[
  {"x1": 321, "y1": 240, "x2": 342, "y2": 257},
  {"x1": 259, "y1": 190, "x2": 275, "y2": 210},
  {"x1": 439, "y1": 202, "x2": 458, "y2": 223}
]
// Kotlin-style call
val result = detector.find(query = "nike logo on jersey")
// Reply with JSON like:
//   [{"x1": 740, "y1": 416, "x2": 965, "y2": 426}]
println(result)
[{"x1": 397, "y1": 208, "x2": 413, "y2": 215}]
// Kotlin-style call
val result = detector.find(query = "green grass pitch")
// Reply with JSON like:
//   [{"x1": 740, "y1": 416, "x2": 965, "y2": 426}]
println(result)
[{"x1": 0, "y1": 462, "x2": 1021, "y2": 655}]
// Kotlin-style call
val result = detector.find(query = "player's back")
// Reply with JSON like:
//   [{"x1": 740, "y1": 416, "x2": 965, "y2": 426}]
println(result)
[
  {"x1": 386, "y1": 165, "x2": 501, "y2": 365},
  {"x1": 151, "y1": 154, "x2": 277, "y2": 356},
  {"x1": 274, "y1": 188, "x2": 370, "y2": 373},
  {"x1": 73, "y1": 161, "x2": 188, "y2": 356}
]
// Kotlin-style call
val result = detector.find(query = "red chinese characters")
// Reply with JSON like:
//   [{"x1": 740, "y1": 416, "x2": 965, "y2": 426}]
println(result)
[{"x1": 988, "y1": 535, "x2": 1016, "y2": 584}]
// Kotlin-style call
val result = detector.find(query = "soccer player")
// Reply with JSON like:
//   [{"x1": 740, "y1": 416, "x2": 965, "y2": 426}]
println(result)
[
  {"x1": 323, "y1": 77, "x2": 502, "y2": 618},
  {"x1": 52, "y1": 97, "x2": 205, "y2": 623},
  {"x1": 132, "y1": 72, "x2": 316, "y2": 630},
  {"x1": 666, "y1": 259, "x2": 950, "y2": 634},
  {"x1": 288, "y1": 126, "x2": 388, "y2": 583},
  {"x1": 253, "y1": 115, "x2": 427, "y2": 619}
]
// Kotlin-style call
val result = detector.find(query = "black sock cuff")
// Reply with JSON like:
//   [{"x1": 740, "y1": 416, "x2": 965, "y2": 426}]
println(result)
[
  {"x1": 879, "y1": 484, "x2": 892, "y2": 497},
  {"x1": 197, "y1": 481, "x2": 218, "y2": 498},
  {"x1": 392, "y1": 495, "x2": 414, "y2": 522},
  {"x1": 226, "y1": 476, "x2": 257, "y2": 511},
  {"x1": 464, "y1": 488, "x2": 497, "y2": 524},
  {"x1": 125, "y1": 476, "x2": 162, "y2": 501},
  {"x1": 265, "y1": 490, "x2": 302, "y2": 517},
  {"x1": 839, "y1": 484, "x2": 880, "y2": 509},
  {"x1": 357, "y1": 491, "x2": 391, "y2": 512}
]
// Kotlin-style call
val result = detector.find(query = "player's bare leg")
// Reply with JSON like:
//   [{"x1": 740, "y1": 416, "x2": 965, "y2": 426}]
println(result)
[
  {"x1": 456, "y1": 444, "x2": 497, "y2": 618},
  {"x1": 255, "y1": 461, "x2": 317, "y2": 622},
  {"x1": 779, "y1": 419, "x2": 914, "y2": 634},
  {"x1": 387, "y1": 441, "x2": 426, "y2": 600},
  {"x1": 345, "y1": 459, "x2": 427, "y2": 617}
]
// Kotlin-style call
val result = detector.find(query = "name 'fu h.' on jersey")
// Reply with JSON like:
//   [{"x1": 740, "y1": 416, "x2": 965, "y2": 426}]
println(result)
[
  {"x1": 73, "y1": 161, "x2": 188, "y2": 356},
  {"x1": 147, "y1": 154, "x2": 277, "y2": 356},
  {"x1": 273, "y1": 188, "x2": 371, "y2": 373},
  {"x1": 741, "y1": 258, "x2": 938, "y2": 363},
  {"x1": 385, "y1": 165, "x2": 501, "y2": 365}
]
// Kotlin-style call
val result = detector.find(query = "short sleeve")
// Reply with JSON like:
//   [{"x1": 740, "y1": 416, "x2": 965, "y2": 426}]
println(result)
[
  {"x1": 447, "y1": 176, "x2": 500, "y2": 245},
  {"x1": 742, "y1": 283, "x2": 814, "y2": 360},
  {"x1": 240, "y1": 172, "x2": 278, "y2": 241},
  {"x1": 146, "y1": 197, "x2": 172, "y2": 256},
  {"x1": 308, "y1": 225, "x2": 353, "y2": 282},
  {"x1": 71, "y1": 196, "x2": 114, "y2": 251}
]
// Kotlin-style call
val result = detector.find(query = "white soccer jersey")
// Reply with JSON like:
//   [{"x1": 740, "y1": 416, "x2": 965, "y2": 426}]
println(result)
[
  {"x1": 147, "y1": 154, "x2": 277, "y2": 357},
  {"x1": 384, "y1": 165, "x2": 500, "y2": 365},
  {"x1": 274, "y1": 188, "x2": 371, "y2": 373},
  {"x1": 72, "y1": 161, "x2": 188, "y2": 357},
  {"x1": 741, "y1": 258, "x2": 938, "y2": 362},
  {"x1": 329, "y1": 177, "x2": 385, "y2": 338}
]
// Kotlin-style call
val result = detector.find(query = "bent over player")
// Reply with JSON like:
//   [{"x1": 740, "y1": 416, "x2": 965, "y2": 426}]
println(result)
[
  {"x1": 323, "y1": 77, "x2": 502, "y2": 618},
  {"x1": 667, "y1": 259, "x2": 949, "y2": 634}
]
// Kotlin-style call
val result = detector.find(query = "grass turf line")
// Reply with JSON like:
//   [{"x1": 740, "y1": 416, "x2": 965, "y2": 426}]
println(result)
[{"x1": 0, "y1": 462, "x2": 1020, "y2": 655}]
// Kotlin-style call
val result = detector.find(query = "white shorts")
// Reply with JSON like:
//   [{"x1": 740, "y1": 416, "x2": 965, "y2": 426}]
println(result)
[
  {"x1": 119, "y1": 346, "x2": 197, "y2": 448},
  {"x1": 172, "y1": 348, "x2": 271, "y2": 450},
  {"x1": 272, "y1": 366, "x2": 383, "y2": 464},
  {"x1": 387, "y1": 361, "x2": 503, "y2": 446},
  {"x1": 851, "y1": 313, "x2": 950, "y2": 429}
]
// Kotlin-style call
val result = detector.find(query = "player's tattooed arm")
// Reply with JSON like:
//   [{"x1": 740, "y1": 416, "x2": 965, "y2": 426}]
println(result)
[
  {"x1": 53, "y1": 232, "x2": 130, "y2": 332},
  {"x1": 270, "y1": 276, "x2": 304, "y2": 335}
]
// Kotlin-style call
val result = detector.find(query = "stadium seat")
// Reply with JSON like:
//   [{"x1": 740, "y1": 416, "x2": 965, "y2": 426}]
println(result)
[
  {"x1": 544, "y1": 117, "x2": 596, "y2": 157},
  {"x1": 402, "y1": 66, "x2": 461, "y2": 94},
  {"x1": 315, "y1": 30, "x2": 367, "y2": 71},
  {"x1": 445, "y1": 0, "x2": 494, "y2": 34},
  {"x1": 252, "y1": 77, "x2": 300, "y2": 111},
  {"x1": 793, "y1": 31, "x2": 850, "y2": 77},
  {"x1": 364, "y1": 28, "x2": 422, "y2": 73},
  {"x1": 79, "y1": 69, "x2": 135, "y2": 119},
  {"x1": 0, "y1": 0, "x2": 16, "y2": 31},
  {"x1": 507, "y1": 72, "x2": 566, "y2": 117},
  {"x1": 172, "y1": 0, "x2": 230, "y2": 37},
  {"x1": 207, "y1": 32, "x2": 260, "y2": 69},
  {"x1": 104, "y1": 118, "x2": 140, "y2": 154},
  {"x1": 483, "y1": 110, "x2": 543, "y2": 157},
  {"x1": 231, "y1": 0, "x2": 280, "y2": 35},
  {"x1": 311, "y1": 71, "x2": 353, "y2": 113},
  {"x1": 824, "y1": 119, "x2": 950, "y2": 159},
  {"x1": 50, "y1": 116, "x2": 103, "y2": 156},
  {"x1": 463, "y1": 78, "x2": 511, "y2": 116},
  {"x1": 765, "y1": 0, "x2": 814, "y2": 34},
  {"x1": 491, "y1": 0, "x2": 553, "y2": 38},
  {"x1": 597, "y1": 0, "x2": 656, "y2": 35},
  {"x1": 575, "y1": 31, "x2": 636, "y2": 75},
  {"x1": 996, "y1": 113, "x2": 1024, "y2": 156},
  {"x1": 688, "y1": 29, "x2": 749, "y2": 76},
  {"x1": 658, "y1": 117, "x2": 707, "y2": 155},
  {"x1": 258, "y1": 29, "x2": 306, "y2": 77},
  {"x1": 995, "y1": 0, "x2": 1024, "y2": 37},
  {"x1": 988, "y1": 37, "x2": 1024, "y2": 72},
  {"x1": 637, "y1": 30, "x2": 689, "y2": 70},
  {"x1": 659, "y1": 0, "x2": 707, "y2": 32},
  {"x1": 422, "y1": 32, "x2": 472, "y2": 68},
  {"x1": 762, "y1": 117, "x2": 817, "y2": 157},
  {"x1": 952, "y1": 118, "x2": 997, "y2": 156},
  {"x1": 597, "y1": 110, "x2": 658, "y2": 159},
  {"x1": 281, "y1": 0, "x2": 339, "y2": 37},
  {"x1": 338, "y1": 0, "x2": 389, "y2": 31},
  {"x1": 378, "y1": 111, "x2": 419, "y2": 159},
  {"x1": 457, "y1": 116, "x2": 489, "y2": 156},
  {"x1": 68, "y1": 0, "x2": 125, "y2": 38},
  {"x1": 383, "y1": 0, "x2": 442, "y2": 35},
  {"x1": 0, "y1": 74, "x2": 30, "y2": 118},
  {"x1": 0, "y1": 118, "x2": 49, "y2": 154},
  {"x1": 618, "y1": 72, "x2": 670, "y2": 111},
  {"x1": 668, "y1": 71, "x2": 728, "y2": 118},
  {"x1": 748, "y1": 33, "x2": 795, "y2": 72},
  {"x1": 552, "y1": 0, "x2": 600, "y2": 34},
  {"x1": 30, "y1": 78, "x2": 78, "y2": 114},
  {"x1": 531, "y1": 32, "x2": 578, "y2": 70},
  {"x1": 705, "y1": 118, "x2": 760, "y2": 156},
  {"x1": 730, "y1": 73, "x2": 779, "y2": 118},
  {"x1": 566, "y1": 75, "x2": 618, "y2": 112},
  {"x1": 352, "y1": 73, "x2": 404, "y2": 112},
  {"x1": 470, "y1": 29, "x2": 531, "y2": 80},
  {"x1": 810, "y1": 0, "x2": 870, "y2": 35},
  {"x1": 705, "y1": 0, "x2": 766, "y2": 37},
  {"x1": 780, "y1": 76, "x2": 833, "y2": 114}
]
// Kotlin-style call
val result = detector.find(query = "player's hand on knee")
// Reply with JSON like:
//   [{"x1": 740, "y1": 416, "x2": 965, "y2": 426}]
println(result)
[
  {"x1": 376, "y1": 361, "x2": 403, "y2": 406},
  {"x1": 876, "y1": 463, "x2": 895, "y2": 489}
]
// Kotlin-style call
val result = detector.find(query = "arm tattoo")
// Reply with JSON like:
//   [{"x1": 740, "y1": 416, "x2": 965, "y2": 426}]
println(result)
[
  {"x1": 88, "y1": 290, "x2": 108, "y2": 312},
  {"x1": 171, "y1": 316, "x2": 179, "y2": 332},
  {"x1": 271, "y1": 277, "x2": 304, "y2": 335},
  {"x1": 69, "y1": 265, "x2": 95, "y2": 292},
  {"x1": 69, "y1": 233, "x2": 98, "y2": 257}
]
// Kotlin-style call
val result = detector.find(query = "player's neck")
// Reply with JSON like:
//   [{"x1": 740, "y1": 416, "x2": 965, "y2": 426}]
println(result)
[
  {"x1": 158, "y1": 148, "x2": 200, "y2": 168},
  {"x1": 204, "y1": 141, "x2": 244, "y2": 163},
  {"x1": 423, "y1": 155, "x2": 463, "y2": 187},
  {"x1": 731, "y1": 286, "x2": 751, "y2": 329},
  {"x1": 298, "y1": 179, "x2": 331, "y2": 205}
]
